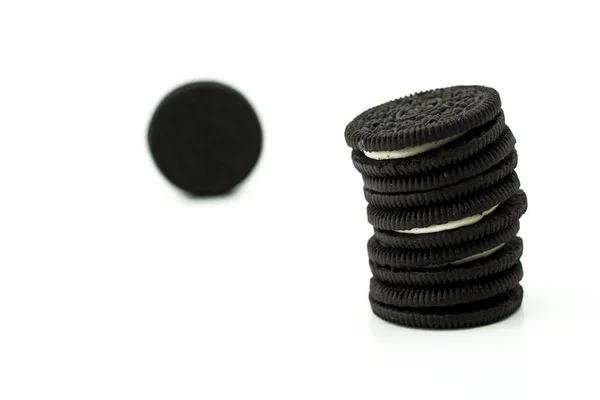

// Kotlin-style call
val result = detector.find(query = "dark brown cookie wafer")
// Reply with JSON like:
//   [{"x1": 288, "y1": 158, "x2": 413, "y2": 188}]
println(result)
[
  {"x1": 370, "y1": 237, "x2": 524, "y2": 286},
  {"x1": 364, "y1": 152, "x2": 518, "y2": 209},
  {"x1": 367, "y1": 174, "x2": 520, "y2": 231},
  {"x1": 369, "y1": 285, "x2": 523, "y2": 329},
  {"x1": 345, "y1": 85, "x2": 501, "y2": 151},
  {"x1": 148, "y1": 81, "x2": 262, "y2": 195},
  {"x1": 367, "y1": 224, "x2": 519, "y2": 269},
  {"x1": 362, "y1": 128, "x2": 516, "y2": 197},
  {"x1": 352, "y1": 112, "x2": 505, "y2": 177},
  {"x1": 373, "y1": 191, "x2": 527, "y2": 249},
  {"x1": 370, "y1": 263, "x2": 523, "y2": 308}
]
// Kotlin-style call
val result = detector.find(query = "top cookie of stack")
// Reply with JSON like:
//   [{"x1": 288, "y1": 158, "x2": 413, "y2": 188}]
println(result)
[{"x1": 344, "y1": 86, "x2": 527, "y2": 329}]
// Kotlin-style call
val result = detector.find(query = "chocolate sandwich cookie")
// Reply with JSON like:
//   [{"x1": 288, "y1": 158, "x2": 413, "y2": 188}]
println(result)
[
  {"x1": 370, "y1": 263, "x2": 523, "y2": 308},
  {"x1": 365, "y1": 152, "x2": 518, "y2": 209},
  {"x1": 148, "y1": 81, "x2": 262, "y2": 195},
  {"x1": 352, "y1": 112, "x2": 505, "y2": 177},
  {"x1": 345, "y1": 85, "x2": 502, "y2": 151},
  {"x1": 369, "y1": 285, "x2": 523, "y2": 329},
  {"x1": 370, "y1": 237, "x2": 524, "y2": 286},
  {"x1": 367, "y1": 224, "x2": 519, "y2": 269},
  {"x1": 367, "y1": 173, "x2": 520, "y2": 232},
  {"x1": 373, "y1": 190, "x2": 527, "y2": 249},
  {"x1": 362, "y1": 127, "x2": 516, "y2": 195}
]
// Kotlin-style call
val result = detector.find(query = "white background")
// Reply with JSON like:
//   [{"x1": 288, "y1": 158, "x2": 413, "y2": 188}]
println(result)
[{"x1": 1, "y1": 1, "x2": 598, "y2": 399}]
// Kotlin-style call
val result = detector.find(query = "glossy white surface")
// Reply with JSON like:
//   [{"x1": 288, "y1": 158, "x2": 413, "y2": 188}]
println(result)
[{"x1": 1, "y1": 1, "x2": 599, "y2": 399}]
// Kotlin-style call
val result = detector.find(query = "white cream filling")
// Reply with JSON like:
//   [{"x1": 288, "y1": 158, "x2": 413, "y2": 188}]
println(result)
[
  {"x1": 426, "y1": 243, "x2": 506, "y2": 268},
  {"x1": 364, "y1": 131, "x2": 466, "y2": 160},
  {"x1": 395, "y1": 205, "x2": 498, "y2": 235},
  {"x1": 450, "y1": 243, "x2": 505, "y2": 266}
]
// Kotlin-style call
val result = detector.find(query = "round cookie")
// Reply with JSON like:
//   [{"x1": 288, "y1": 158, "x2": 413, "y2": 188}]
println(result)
[
  {"x1": 365, "y1": 152, "x2": 518, "y2": 209},
  {"x1": 370, "y1": 237, "x2": 524, "y2": 286},
  {"x1": 367, "y1": 173, "x2": 520, "y2": 231},
  {"x1": 367, "y1": 225, "x2": 519, "y2": 269},
  {"x1": 369, "y1": 285, "x2": 523, "y2": 329},
  {"x1": 373, "y1": 191, "x2": 527, "y2": 249},
  {"x1": 148, "y1": 81, "x2": 262, "y2": 195},
  {"x1": 345, "y1": 85, "x2": 502, "y2": 151},
  {"x1": 352, "y1": 112, "x2": 505, "y2": 177}
]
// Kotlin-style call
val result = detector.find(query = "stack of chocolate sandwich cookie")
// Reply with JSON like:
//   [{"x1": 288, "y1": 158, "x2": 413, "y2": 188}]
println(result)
[{"x1": 345, "y1": 85, "x2": 527, "y2": 329}]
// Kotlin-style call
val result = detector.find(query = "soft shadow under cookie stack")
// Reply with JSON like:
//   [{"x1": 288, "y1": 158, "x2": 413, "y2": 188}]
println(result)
[{"x1": 345, "y1": 85, "x2": 527, "y2": 329}]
